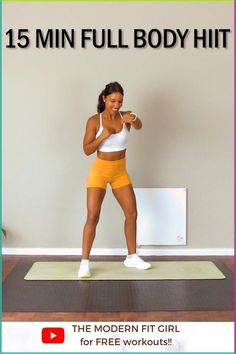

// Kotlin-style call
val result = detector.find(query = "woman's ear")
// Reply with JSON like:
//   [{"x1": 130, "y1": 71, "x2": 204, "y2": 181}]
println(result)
[{"x1": 102, "y1": 95, "x2": 106, "y2": 103}]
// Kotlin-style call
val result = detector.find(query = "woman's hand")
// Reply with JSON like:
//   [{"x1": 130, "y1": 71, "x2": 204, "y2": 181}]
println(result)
[
  {"x1": 122, "y1": 111, "x2": 142, "y2": 130},
  {"x1": 100, "y1": 127, "x2": 115, "y2": 139},
  {"x1": 122, "y1": 111, "x2": 135, "y2": 123}
]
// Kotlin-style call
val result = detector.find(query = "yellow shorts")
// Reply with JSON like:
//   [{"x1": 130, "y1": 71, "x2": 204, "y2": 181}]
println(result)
[{"x1": 87, "y1": 158, "x2": 132, "y2": 190}]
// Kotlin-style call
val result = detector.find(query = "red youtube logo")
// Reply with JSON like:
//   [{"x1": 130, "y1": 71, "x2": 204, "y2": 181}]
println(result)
[{"x1": 42, "y1": 327, "x2": 65, "y2": 344}]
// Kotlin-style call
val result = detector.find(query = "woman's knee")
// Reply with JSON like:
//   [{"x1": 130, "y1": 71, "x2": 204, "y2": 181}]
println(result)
[
  {"x1": 86, "y1": 210, "x2": 100, "y2": 225},
  {"x1": 125, "y1": 209, "x2": 137, "y2": 221}
]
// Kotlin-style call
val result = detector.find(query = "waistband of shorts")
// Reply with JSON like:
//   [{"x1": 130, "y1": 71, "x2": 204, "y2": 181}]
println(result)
[{"x1": 93, "y1": 157, "x2": 126, "y2": 169}]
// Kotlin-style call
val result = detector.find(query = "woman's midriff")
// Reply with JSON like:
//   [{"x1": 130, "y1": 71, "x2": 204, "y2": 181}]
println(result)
[{"x1": 97, "y1": 149, "x2": 126, "y2": 161}]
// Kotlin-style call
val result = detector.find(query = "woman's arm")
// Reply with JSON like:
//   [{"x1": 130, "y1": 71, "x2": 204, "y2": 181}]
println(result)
[
  {"x1": 122, "y1": 111, "x2": 142, "y2": 130},
  {"x1": 83, "y1": 117, "x2": 112, "y2": 155}
]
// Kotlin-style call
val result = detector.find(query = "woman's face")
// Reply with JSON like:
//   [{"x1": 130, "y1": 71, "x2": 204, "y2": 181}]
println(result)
[{"x1": 103, "y1": 92, "x2": 123, "y2": 115}]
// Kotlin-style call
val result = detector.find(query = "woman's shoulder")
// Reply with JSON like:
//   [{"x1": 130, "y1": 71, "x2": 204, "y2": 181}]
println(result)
[
  {"x1": 87, "y1": 113, "x2": 100, "y2": 124},
  {"x1": 85, "y1": 114, "x2": 100, "y2": 132},
  {"x1": 88, "y1": 113, "x2": 100, "y2": 120}
]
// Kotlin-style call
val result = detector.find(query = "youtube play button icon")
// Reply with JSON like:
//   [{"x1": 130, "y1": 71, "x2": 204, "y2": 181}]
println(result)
[{"x1": 42, "y1": 327, "x2": 65, "y2": 344}]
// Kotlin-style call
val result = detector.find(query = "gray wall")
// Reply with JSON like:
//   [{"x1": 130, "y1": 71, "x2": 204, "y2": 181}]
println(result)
[{"x1": 3, "y1": 2, "x2": 233, "y2": 253}]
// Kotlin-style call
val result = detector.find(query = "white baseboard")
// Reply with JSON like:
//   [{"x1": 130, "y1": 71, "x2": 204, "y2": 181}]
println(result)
[{"x1": 1, "y1": 247, "x2": 234, "y2": 256}]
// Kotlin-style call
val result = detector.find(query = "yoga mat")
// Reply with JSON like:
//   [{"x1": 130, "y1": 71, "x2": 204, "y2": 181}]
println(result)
[
  {"x1": 3, "y1": 261, "x2": 233, "y2": 312},
  {"x1": 24, "y1": 261, "x2": 226, "y2": 280}
]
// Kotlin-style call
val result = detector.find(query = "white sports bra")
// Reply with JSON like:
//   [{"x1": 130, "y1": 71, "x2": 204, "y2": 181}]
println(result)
[{"x1": 96, "y1": 112, "x2": 129, "y2": 152}]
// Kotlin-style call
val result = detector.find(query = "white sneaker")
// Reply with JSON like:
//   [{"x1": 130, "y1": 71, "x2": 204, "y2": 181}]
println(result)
[
  {"x1": 124, "y1": 254, "x2": 151, "y2": 270},
  {"x1": 78, "y1": 259, "x2": 91, "y2": 278}
]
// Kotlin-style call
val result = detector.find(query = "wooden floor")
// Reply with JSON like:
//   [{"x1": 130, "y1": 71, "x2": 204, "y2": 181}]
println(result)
[{"x1": 2, "y1": 255, "x2": 234, "y2": 322}]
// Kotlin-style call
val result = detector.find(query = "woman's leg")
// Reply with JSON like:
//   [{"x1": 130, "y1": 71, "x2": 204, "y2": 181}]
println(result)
[
  {"x1": 112, "y1": 184, "x2": 137, "y2": 254},
  {"x1": 82, "y1": 187, "x2": 106, "y2": 259},
  {"x1": 112, "y1": 184, "x2": 151, "y2": 269}
]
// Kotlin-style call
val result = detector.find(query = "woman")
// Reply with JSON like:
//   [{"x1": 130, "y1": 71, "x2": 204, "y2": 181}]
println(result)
[{"x1": 79, "y1": 82, "x2": 151, "y2": 278}]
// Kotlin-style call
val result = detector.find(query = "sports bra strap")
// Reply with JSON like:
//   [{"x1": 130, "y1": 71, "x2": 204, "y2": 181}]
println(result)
[
  {"x1": 119, "y1": 111, "x2": 124, "y2": 121},
  {"x1": 99, "y1": 113, "x2": 103, "y2": 128}
]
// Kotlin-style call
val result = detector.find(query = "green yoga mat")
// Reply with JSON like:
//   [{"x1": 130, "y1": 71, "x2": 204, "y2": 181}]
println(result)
[{"x1": 24, "y1": 261, "x2": 226, "y2": 280}]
